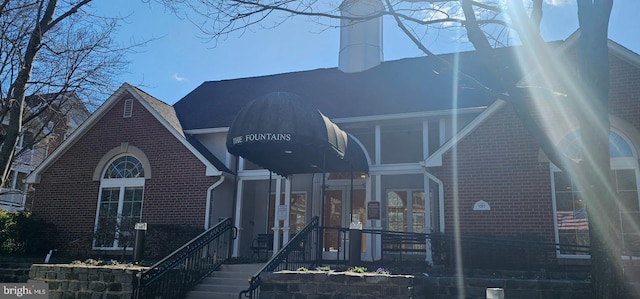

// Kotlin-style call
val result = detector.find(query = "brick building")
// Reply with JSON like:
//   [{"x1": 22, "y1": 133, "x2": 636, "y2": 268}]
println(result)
[{"x1": 26, "y1": 35, "x2": 640, "y2": 264}]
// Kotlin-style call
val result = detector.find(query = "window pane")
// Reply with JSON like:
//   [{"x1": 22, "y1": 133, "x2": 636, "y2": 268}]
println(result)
[
  {"x1": 412, "y1": 192, "x2": 425, "y2": 233},
  {"x1": 95, "y1": 180, "x2": 145, "y2": 249},
  {"x1": 616, "y1": 169, "x2": 637, "y2": 191},
  {"x1": 95, "y1": 217, "x2": 117, "y2": 247},
  {"x1": 388, "y1": 191, "x2": 407, "y2": 232},
  {"x1": 554, "y1": 171, "x2": 589, "y2": 256},
  {"x1": 15, "y1": 172, "x2": 27, "y2": 192},
  {"x1": 610, "y1": 132, "x2": 633, "y2": 158},
  {"x1": 123, "y1": 187, "x2": 144, "y2": 217},
  {"x1": 104, "y1": 156, "x2": 144, "y2": 179},
  {"x1": 323, "y1": 190, "x2": 342, "y2": 251},
  {"x1": 554, "y1": 172, "x2": 572, "y2": 192},
  {"x1": 559, "y1": 130, "x2": 634, "y2": 159},
  {"x1": 96, "y1": 187, "x2": 120, "y2": 248},
  {"x1": 2, "y1": 171, "x2": 15, "y2": 189},
  {"x1": 619, "y1": 191, "x2": 639, "y2": 212},
  {"x1": 119, "y1": 186, "x2": 143, "y2": 247},
  {"x1": 558, "y1": 231, "x2": 589, "y2": 255},
  {"x1": 290, "y1": 193, "x2": 306, "y2": 234},
  {"x1": 555, "y1": 192, "x2": 573, "y2": 211}
]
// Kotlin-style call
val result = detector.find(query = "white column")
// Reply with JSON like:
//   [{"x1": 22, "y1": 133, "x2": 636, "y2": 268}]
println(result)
[
  {"x1": 282, "y1": 178, "x2": 292, "y2": 245},
  {"x1": 364, "y1": 175, "x2": 375, "y2": 261},
  {"x1": 423, "y1": 120, "x2": 429, "y2": 159},
  {"x1": 233, "y1": 180, "x2": 244, "y2": 257},
  {"x1": 272, "y1": 178, "x2": 282, "y2": 255},
  {"x1": 375, "y1": 125, "x2": 381, "y2": 165},
  {"x1": 423, "y1": 174, "x2": 433, "y2": 264},
  {"x1": 373, "y1": 174, "x2": 382, "y2": 260}
]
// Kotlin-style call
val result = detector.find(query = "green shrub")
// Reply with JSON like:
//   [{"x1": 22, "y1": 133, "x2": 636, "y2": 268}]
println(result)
[{"x1": 0, "y1": 210, "x2": 55, "y2": 256}]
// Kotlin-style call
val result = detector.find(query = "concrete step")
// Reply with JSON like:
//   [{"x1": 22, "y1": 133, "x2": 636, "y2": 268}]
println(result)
[{"x1": 185, "y1": 263, "x2": 264, "y2": 299}]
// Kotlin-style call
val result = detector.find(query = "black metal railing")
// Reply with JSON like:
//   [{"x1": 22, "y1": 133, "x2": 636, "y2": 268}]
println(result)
[
  {"x1": 236, "y1": 223, "x2": 589, "y2": 298},
  {"x1": 133, "y1": 218, "x2": 235, "y2": 299},
  {"x1": 429, "y1": 233, "x2": 590, "y2": 271},
  {"x1": 312, "y1": 227, "x2": 590, "y2": 272},
  {"x1": 239, "y1": 216, "x2": 320, "y2": 299}
]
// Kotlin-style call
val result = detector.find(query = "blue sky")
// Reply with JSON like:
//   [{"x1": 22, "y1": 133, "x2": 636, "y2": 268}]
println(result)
[{"x1": 91, "y1": 1, "x2": 640, "y2": 105}]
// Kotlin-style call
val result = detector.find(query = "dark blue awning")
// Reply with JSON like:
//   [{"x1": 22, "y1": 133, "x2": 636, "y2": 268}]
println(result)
[{"x1": 226, "y1": 92, "x2": 369, "y2": 177}]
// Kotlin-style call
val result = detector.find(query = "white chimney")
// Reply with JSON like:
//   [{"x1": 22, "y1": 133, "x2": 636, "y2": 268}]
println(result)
[{"x1": 338, "y1": 0, "x2": 384, "y2": 73}]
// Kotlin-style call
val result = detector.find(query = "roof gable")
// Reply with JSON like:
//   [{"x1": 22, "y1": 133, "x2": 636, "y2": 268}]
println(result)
[{"x1": 27, "y1": 83, "x2": 229, "y2": 184}]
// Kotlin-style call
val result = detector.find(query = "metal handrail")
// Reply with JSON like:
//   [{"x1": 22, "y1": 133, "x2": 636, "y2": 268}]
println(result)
[
  {"x1": 239, "y1": 216, "x2": 320, "y2": 299},
  {"x1": 235, "y1": 223, "x2": 590, "y2": 299},
  {"x1": 133, "y1": 217, "x2": 235, "y2": 299},
  {"x1": 300, "y1": 226, "x2": 590, "y2": 271}
]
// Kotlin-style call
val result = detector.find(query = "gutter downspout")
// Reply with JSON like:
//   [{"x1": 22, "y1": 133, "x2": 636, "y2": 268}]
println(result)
[
  {"x1": 423, "y1": 170, "x2": 445, "y2": 233},
  {"x1": 421, "y1": 162, "x2": 445, "y2": 266},
  {"x1": 204, "y1": 176, "x2": 226, "y2": 229}
]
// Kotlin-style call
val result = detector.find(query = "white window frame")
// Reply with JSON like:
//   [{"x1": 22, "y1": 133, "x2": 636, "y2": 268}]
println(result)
[
  {"x1": 93, "y1": 156, "x2": 145, "y2": 250},
  {"x1": 551, "y1": 129, "x2": 640, "y2": 259}
]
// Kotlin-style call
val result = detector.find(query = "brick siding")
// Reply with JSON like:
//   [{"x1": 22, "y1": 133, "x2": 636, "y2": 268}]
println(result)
[
  {"x1": 436, "y1": 50, "x2": 640, "y2": 243},
  {"x1": 29, "y1": 91, "x2": 218, "y2": 256}
]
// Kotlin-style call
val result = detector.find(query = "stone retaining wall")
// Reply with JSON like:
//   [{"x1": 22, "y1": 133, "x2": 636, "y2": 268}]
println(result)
[
  {"x1": 261, "y1": 271, "x2": 592, "y2": 299},
  {"x1": 0, "y1": 262, "x2": 32, "y2": 282},
  {"x1": 416, "y1": 276, "x2": 591, "y2": 299},
  {"x1": 28, "y1": 264, "x2": 145, "y2": 299},
  {"x1": 260, "y1": 271, "x2": 415, "y2": 299}
]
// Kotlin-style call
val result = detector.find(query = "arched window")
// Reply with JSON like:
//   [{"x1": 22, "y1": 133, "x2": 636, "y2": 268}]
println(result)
[
  {"x1": 552, "y1": 129, "x2": 639, "y2": 257},
  {"x1": 94, "y1": 155, "x2": 145, "y2": 249}
]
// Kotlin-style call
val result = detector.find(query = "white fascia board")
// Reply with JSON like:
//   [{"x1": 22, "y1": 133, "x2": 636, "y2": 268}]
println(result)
[
  {"x1": 608, "y1": 40, "x2": 640, "y2": 67},
  {"x1": 331, "y1": 107, "x2": 488, "y2": 124},
  {"x1": 237, "y1": 169, "x2": 284, "y2": 180},
  {"x1": 184, "y1": 127, "x2": 230, "y2": 135},
  {"x1": 368, "y1": 163, "x2": 424, "y2": 176},
  {"x1": 423, "y1": 100, "x2": 507, "y2": 167}
]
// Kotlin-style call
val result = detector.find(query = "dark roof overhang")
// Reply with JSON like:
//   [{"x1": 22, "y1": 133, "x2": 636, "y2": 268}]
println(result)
[{"x1": 226, "y1": 92, "x2": 369, "y2": 177}]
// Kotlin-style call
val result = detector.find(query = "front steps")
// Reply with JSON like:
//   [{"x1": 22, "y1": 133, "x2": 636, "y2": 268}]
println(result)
[{"x1": 185, "y1": 263, "x2": 264, "y2": 299}]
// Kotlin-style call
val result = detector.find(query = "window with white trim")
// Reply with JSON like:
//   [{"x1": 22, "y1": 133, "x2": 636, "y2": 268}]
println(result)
[
  {"x1": 552, "y1": 130, "x2": 639, "y2": 257},
  {"x1": 94, "y1": 155, "x2": 145, "y2": 249}
]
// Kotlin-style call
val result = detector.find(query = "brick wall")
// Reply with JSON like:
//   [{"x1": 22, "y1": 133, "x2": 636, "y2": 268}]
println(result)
[
  {"x1": 609, "y1": 53, "x2": 640, "y2": 128},
  {"x1": 437, "y1": 104, "x2": 554, "y2": 239},
  {"x1": 28, "y1": 92, "x2": 219, "y2": 257},
  {"x1": 435, "y1": 49, "x2": 640, "y2": 243}
]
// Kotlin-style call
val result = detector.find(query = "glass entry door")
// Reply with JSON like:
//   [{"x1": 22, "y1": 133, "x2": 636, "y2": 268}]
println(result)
[
  {"x1": 387, "y1": 190, "x2": 426, "y2": 233},
  {"x1": 322, "y1": 187, "x2": 365, "y2": 252}
]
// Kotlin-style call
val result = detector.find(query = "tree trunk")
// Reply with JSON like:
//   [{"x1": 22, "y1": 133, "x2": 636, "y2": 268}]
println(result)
[
  {"x1": 0, "y1": 0, "x2": 58, "y2": 186},
  {"x1": 575, "y1": 1, "x2": 622, "y2": 298}
]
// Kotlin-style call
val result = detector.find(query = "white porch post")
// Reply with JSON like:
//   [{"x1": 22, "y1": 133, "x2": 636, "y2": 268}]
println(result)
[
  {"x1": 423, "y1": 174, "x2": 433, "y2": 264},
  {"x1": 282, "y1": 178, "x2": 292, "y2": 245},
  {"x1": 233, "y1": 180, "x2": 243, "y2": 257},
  {"x1": 363, "y1": 175, "x2": 375, "y2": 261},
  {"x1": 272, "y1": 178, "x2": 282, "y2": 255}
]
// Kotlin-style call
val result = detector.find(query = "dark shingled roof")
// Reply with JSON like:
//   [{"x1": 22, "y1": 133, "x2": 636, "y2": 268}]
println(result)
[
  {"x1": 127, "y1": 84, "x2": 233, "y2": 174},
  {"x1": 174, "y1": 46, "x2": 529, "y2": 131}
]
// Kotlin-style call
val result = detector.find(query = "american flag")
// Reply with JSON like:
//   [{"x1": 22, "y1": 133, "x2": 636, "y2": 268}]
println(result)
[{"x1": 557, "y1": 209, "x2": 589, "y2": 230}]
